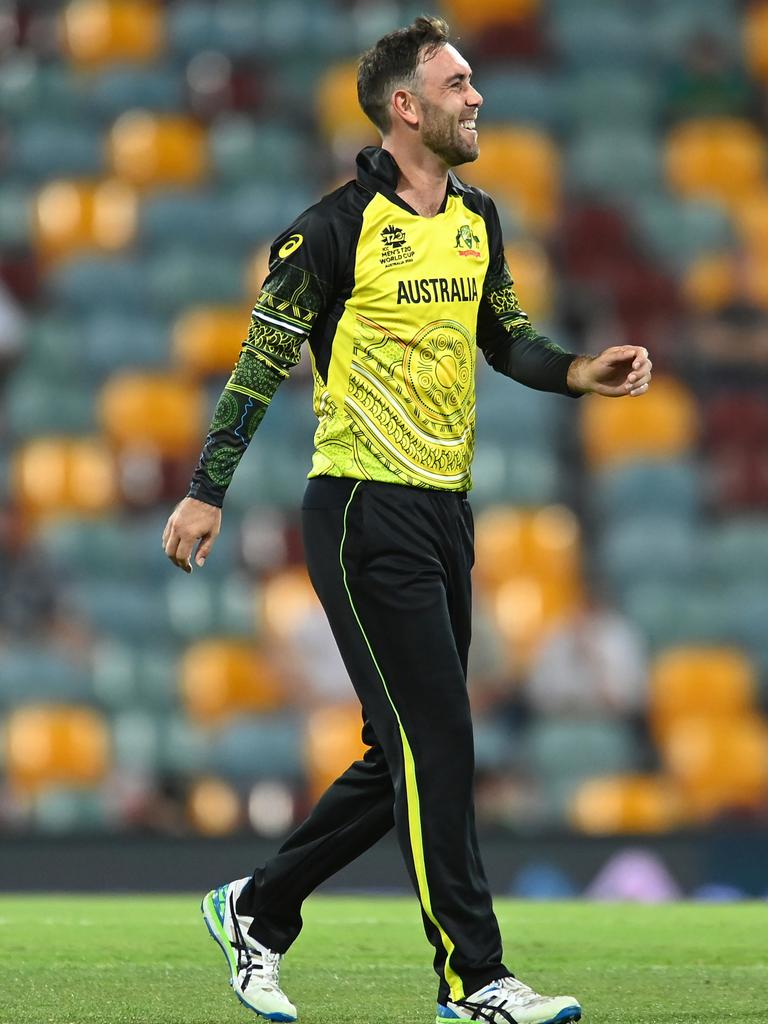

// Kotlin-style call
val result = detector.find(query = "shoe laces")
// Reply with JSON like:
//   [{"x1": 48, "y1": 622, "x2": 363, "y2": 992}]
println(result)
[
  {"x1": 229, "y1": 895, "x2": 282, "y2": 991},
  {"x1": 497, "y1": 977, "x2": 547, "y2": 1007}
]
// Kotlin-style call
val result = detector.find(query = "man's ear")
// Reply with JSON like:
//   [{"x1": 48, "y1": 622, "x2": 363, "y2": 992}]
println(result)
[{"x1": 392, "y1": 88, "x2": 420, "y2": 128}]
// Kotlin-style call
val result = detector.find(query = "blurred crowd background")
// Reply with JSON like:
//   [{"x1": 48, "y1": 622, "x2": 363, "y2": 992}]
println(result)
[{"x1": 1, "y1": 0, "x2": 768, "y2": 856}]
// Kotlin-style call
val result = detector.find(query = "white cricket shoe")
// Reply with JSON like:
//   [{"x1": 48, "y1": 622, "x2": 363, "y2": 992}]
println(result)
[
  {"x1": 437, "y1": 976, "x2": 581, "y2": 1024},
  {"x1": 201, "y1": 876, "x2": 298, "y2": 1021}
]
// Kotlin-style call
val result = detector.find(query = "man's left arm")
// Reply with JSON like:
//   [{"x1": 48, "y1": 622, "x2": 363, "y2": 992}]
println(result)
[{"x1": 477, "y1": 261, "x2": 652, "y2": 398}]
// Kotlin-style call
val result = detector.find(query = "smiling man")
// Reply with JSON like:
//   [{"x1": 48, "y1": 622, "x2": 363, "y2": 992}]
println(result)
[{"x1": 164, "y1": 16, "x2": 651, "y2": 1024}]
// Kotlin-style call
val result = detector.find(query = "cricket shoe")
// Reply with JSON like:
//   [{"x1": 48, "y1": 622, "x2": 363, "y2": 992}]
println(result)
[
  {"x1": 201, "y1": 877, "x2": 297, "y2": 1021},
  {"x1": 437, "y1": 976, "x2": 581, "y2": 1024}
]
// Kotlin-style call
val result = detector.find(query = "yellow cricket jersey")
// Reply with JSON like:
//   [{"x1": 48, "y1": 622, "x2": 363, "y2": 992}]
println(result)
[{"x1": 188, "y1": 147, "x2": 576, "y2": 507}]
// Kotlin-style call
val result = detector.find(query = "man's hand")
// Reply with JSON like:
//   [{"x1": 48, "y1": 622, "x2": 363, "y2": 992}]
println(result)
[
  {"x1": 162, "y1": 496, "x2": 221, "y2": 573},
  {"x1": 567, "y1": 346, "x2": 652, "y2": 397}
]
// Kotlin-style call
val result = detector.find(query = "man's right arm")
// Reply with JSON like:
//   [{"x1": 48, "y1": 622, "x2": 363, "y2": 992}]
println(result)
[{"x1": 162, "y1": 209, "x2": 338, "y2": 572}]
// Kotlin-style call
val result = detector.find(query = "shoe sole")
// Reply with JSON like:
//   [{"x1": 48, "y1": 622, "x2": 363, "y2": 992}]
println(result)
[
  {"x1": 201, "y1": 890, "x2": 297, "y2": 1022},
  {"x1": 437, "y1": 1006, "x2": 581, "y2": 1024}
]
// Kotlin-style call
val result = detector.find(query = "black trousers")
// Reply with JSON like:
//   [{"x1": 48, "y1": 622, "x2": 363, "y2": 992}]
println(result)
[{"x1": 237, "y1": 477, "x2": 509, "y2": 1003}]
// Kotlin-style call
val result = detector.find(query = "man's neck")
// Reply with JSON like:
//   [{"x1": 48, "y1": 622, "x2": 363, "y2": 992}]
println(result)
[{"x1": 382, "y1": 140, "x2": 449, "y2": 218}]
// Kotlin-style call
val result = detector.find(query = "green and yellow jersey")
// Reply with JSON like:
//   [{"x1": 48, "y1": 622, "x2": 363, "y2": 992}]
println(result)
[{"x1": 188, "y1": 146, "x2": 577, "y2": 506}]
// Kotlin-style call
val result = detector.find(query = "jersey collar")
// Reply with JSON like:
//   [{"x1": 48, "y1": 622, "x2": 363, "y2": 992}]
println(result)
[{"x1": 355, "y1": 146, "x2": 469, "y2": 216}]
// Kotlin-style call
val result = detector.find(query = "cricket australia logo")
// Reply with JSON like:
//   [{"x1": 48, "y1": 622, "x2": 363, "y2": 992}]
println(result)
[
  {"x1": 455, "y1": 224, "x2": 481, "y2": 258},
  {"x1": 380, "y1": 224, "x2": 415, "y2": 267}
]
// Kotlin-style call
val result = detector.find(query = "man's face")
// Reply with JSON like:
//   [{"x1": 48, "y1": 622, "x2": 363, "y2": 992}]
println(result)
[{"x1": 412, "y1": 43, "x2": 482, "y2": 167}]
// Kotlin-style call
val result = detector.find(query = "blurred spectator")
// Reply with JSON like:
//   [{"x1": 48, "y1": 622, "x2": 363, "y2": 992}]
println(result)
[
  {"x1": 526, "y1": 589, "x2": 648, "y2": 719},
  {"x1": 661, "y1": 33, "x2": 756, "y2": 125}
]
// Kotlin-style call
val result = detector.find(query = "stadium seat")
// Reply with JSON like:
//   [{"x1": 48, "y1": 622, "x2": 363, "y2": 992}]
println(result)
[
  {"x1": 659, "y1": 715, "x2": 768, "y2": 818},
  {"x1": 316, "y1": 62, "x2": 377, "y2": 149},
  {"x1": 0, "y1": 645, "x2": 89, "y2": 705},
  {"x1": 592, "y1": 460, "x2": 703, "y2": 522},
  {"x1": 5, "y1": 372, "x2": 96, "y2": 437},
  {"x1": 492, "y1": 572, "x2": 582, "y2": 666},
  {"x1": 80, "y1": 311, "x2": 171, "y2": 374},
  {"x1": 88, "y1": 66, "x2": 183, "y2": 120},
  {"x1": 305, "y1": 704, "x2": 367, "y2": 802},
  {"x1": 172, "y1": 306, "x2": 248, "y2": 376},
  {"x1": 31, "y1": 787, "x2": 111, "y2": 832},
  {"x1": 649, "y1": 646, "x2": 757, "y2": 741},
  {"x1": 622, "y1": 582, "x2": 729, "y2": 653},
  {"x1": 461, "y1": 128, "x2": 560, "y2": 230},
  {"x1": 569, "y1": 774, "x2": 685, "y2": 833},
  {"x1": 580, "y1": 375, "x2": 698, "y2": 469},
  {"x1": 0, "y1": 59, "x2": 84, "y2": 124},
  {"x1": 98, "y1": 371, "x2": 205, "y2": 455},
  {"x1": 744, "y1": 1, "x2": 768, "y2": 84},
  {"x1": 209, "y1": 715, "x2": 303, "y2": 782},
  {"x1": 502, "y1": 241, "x2": 554, "y2": 321},
  {"x1": 664, "y1": 118, "x2": 766, "y2": 207},
  {"x1": 565, "y1": 71, "x2": 658, "y2": 130},
  {"x1": 474, "y1": 505, "x2": 582, "y2": 592},
  {"x1": 60, "y1": 0, "x2": 165, "y2": 69},
  {"x1": 682, "y1": 253, "x2": 736, "y2": 312},
  {"x1": 46, "y1": 254, "x2": 148, "y2": 311},
  {"x1": 107, "y1": 112, "x2": 208, "y2": 189},
  {"x1": 262, "y1": 567, "x2": 322, "y2": 642},
  {"x1": 145, "y1": 247, "x2": 246, "y2": 310},
  {"x1": 597, "y1": 516, "x2": 700, "y2": 593},
  {"x1": 650, "y1": 1, "x2": 738, "y2": 59},
  {"x1": 470, "y1": 442, "x2": 559, "y2": 509},
  {"x1": 33, "y1": 179, "x2": 137, "y2": 262},
  {"x1": 708, "y1": 518, "x2": 768, "y2": 584},
  {"x1": 91, "y1": 639, "x2": 179, "y2": 711},
  {"x1": 187, "y1": 776, "x2": 242, "y2": 835},
  {"x1": 137, "y1": 190, "x2": 233, "y2": 250},
  {"x1": 630, "y1": 195, "x2": 733, "y2": 272},
  {"x1": 5, "y1": 705, "x2": 110, "y2": 792},
  {"x1": 566, "y1": 129, "x2": 660, "y2": 199},
  {"x1": 473, "y1": 71, "x2": 562, "y2": 133},
  {"x1": 732, "y1": 188, "x2": 768, "y2": 255},
  {"x1": 12, "y1": 437, "x2": 118, "y2": 517},
  {"x1": 10, "y1": 120, "x2": 105, "y2": 181},
  {"x1": 209, "y1": 117, "x2": 308, "y2": 186},
  {"x1": 0, "y1": 182, "x2": 32, "y2": 247},
  {"x1": 180, "y1": 640, "x2": 286, "y2": 724},
  {"x1": 441, "y1": 0, "x2": 539, "y2": 31},
  {"x1": 551, "y1": 6, "x2": 653, "y2": 68}
]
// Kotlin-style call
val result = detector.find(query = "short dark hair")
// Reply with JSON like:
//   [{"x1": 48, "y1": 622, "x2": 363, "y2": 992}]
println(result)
[{"x1": 357, "y1": 15, "x2": 450, "y2": 133}]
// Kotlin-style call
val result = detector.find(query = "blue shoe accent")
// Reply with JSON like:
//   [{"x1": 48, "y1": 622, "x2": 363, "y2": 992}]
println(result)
[
  {"x1": 551, "y1": 1008, "x2": 581, "y2": 1023},
  {"x1": 436, "y1": 1005, "x2": 461, "y2": 1019}
]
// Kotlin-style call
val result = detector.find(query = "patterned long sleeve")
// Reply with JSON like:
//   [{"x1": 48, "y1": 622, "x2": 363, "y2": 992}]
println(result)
[
  {"x1": 187, "y1": 215, "x2": 337, "y2": 506},
  {"x1": 476, "y1": 201, "x2": 577, "y2": 397},
  {"x1": 186, "y1": 314, "x2": 303, "y2": 507}
]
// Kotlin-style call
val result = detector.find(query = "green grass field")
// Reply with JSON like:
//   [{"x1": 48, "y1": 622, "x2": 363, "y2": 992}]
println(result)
[{"x1": 0, "y1": 895, "x2": 764, "y2": 1024}]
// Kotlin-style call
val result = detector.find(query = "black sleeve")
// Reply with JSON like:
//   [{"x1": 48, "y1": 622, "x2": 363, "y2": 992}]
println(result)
[
  {"x1": 187, "y1": 205, "x2": 340, "y2": 507},
  {"x1": 476, "y1": 197, "x2": 579, "y2": 397}
]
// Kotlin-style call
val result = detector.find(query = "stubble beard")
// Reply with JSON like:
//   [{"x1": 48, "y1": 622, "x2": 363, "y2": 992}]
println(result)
[{"x1": 419, "y1": 97, "x2": 479, "y2": 168}]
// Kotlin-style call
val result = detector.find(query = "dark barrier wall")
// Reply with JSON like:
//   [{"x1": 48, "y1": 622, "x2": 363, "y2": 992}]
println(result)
[{"x1": 1, "y1": 830, "x2": 766, "y2": 897}]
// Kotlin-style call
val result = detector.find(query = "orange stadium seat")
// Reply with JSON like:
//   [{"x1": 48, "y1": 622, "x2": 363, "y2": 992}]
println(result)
[
  {"x1": 475, "y1": 505, "x2": 582, "y2": 664},
  {"x1": 261, "y1": 567, "x2": 321, "y2": 643},
  {"x1": 33, "y1": 179, "x2": 137, "y2": 263},
  {"x1": 569, "y1": 774, "x2": 686, "y2": 834},
  {"x1": 474, "y1": 505, "x2": 581, "y2": 590},
  {"x1": 580, "y1": 375, "x2": 698, "y2": 470},
  {"x1": 107, "y1": 112, "x2": 208, "y2": 189},
  {"x1": 442, "y1": 0, "x2": 540, "y2": 32},
  {"x1": 732, "y1": 188, "x2": 768, "y2": 255},
  {"x1": 649, "y1": 646, "x2": 757, "y2": 741},
  {"x1": 460, "y1": 128, "x2": 560, "y2": 230},
  {"x1": 316, "y1": 62, "x2": 378, "y2": 150},
  {"x1": 172, "y1": 307, "x2": 249, "y2": 377},
  {"x1": 187, "y1": 777, "x2": 242, "y2": 835},
  {"x1": 681, "y1": 253, "x2": 736, "y2": 312},
  {"x1": 244, "y1": 244, "x2": 271, "y2": 302},
  {"x1": 6, "y1": 706, "x2": 110, "y2": 792},
  {"x1": 504, "y1": 241, "x2": 554, "y2": 321},
  {"x1": 665, "y1": 118, "x2": 767, "y2": 207},
  {"x1": 659, "y1": 715, "x2": 768, "y2": 819},
  {"x1": 98, "y1": 371, "x2": 205, "y2": 455},
  {"x1": 180, "y1": 640, "x2": 286, "y2": 725},
  {"x1": 745, "y1": 2, "x2": 768, "y2": 84},
  {"x1": 305, "y1": 704, "x2": 367, "y2": 802},
  {"x1": 12, "y1": 437, "x2": 118, "y2": 518},
  {"x1": 60, "y1": 0, "x2": 164, "y2": 68}
]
